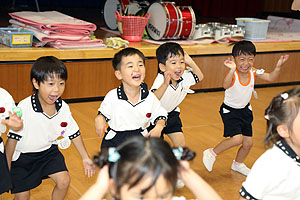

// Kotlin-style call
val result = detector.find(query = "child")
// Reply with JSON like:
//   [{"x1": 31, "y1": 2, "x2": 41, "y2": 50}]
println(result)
[
  {"x1": 6, "y1": 56, "x2": 95, "y2": 200},
  {"x1": 239, "y1": 87, "x2": 300, "y2": 199},
  {"x1": 203, "y1": 40, "x2": 289, "y2": 176},
  {"x1": 150, "y1": 42, "x2": 204, "y2": 147},
  {"x1": 0, "y1": 88, "x2": 23, "y2": 198},
  {"x1": 95, "y1": 47, "x2": 167, "y2": 149},
  {"x1": 80, "y1": 136, "x2": 222, "y2": 200}
]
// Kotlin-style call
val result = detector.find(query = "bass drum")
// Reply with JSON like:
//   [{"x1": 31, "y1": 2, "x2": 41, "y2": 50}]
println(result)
[
  {"x1": 104, "y1": 0, "x2": 129, "y2": 30},
  {"x1": 146, "y1": 2, "x2": 181, "y2": 40}
]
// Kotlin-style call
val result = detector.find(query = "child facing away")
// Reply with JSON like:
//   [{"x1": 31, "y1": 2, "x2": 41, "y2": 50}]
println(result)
[
  {"x1": 239, "y1": 87, "x2": 300, "y2": 200},
  {"x1": 203, "y1": 40, "x2": 289, "y2": 176},
  {"x1": 95, "y1": 47, "x2": 167, "y2": 149},
  {"x1": 150, "y1": 42, "x2": 204, "y2": 147},
  {"x1": 0, "y1": 88, "x2": 23, "y2": 198},
  {"x1": 5, "y1": 56, "x2": 95, "y2": 200},
  {"x1": 80, "y1": 136, "x2": 222, "y2": 200}
]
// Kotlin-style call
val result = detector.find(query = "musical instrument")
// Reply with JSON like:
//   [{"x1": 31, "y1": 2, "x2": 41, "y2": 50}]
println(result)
[
  {"x1": 146, "y1": 2, "x2": 181, "y2": 40},
  {"x1": 227, "y1": 24, "x2": 245, "y2": 37},
  {"x1": 177, "y1": 6, "x2": 196, "y2": 39},
  {"x1": 104, "y1": 0, "x2": 130, "y2": 30},
  {"x1": 192, "y1": 24, "x2": 213, "y2": 40}
]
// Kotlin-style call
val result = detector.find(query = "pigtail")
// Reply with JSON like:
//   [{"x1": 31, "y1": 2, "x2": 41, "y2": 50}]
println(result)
[
  {"x1": 93, "y1": 148, "x2": 110, "y2": 168},
  {"x1": 172, "y1": 147, "x2": 196, "y2": 161}
]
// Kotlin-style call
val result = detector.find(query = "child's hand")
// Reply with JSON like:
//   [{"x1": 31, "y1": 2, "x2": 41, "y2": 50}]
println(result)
[
  {"x1": 95, "y1": 115, "x2": 107, "y2": 138},
  {"x1": 1, "y1": 111, "x2": 23, "y2": 132},
  {"x1": 145, "y1": 129, "x2": 161, "y2": 138},
  {"x1": 83, "y1": 158, "x2": 96, "y2": 178},
  {"x1": 224, "y1": 57, "x2": 236, "y2": 70},
  {"x1": 163, "y1": 71, "x2": 171, "y2": 86},
  {"x1": 184, "y1": 51, "x2": 195, "y2": 67},
  {"x1": 276, "y1": 55, "x2": 289, "y2": 68}
]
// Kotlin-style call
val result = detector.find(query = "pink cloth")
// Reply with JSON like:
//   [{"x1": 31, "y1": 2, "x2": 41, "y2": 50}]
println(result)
[
  {"x1": 48, "y1": 40, "x2": 106, "y2": 49},
  {"x1": 11, "y1": 24, "x2": 90, "y2": 43},
  {"x1": 9, "y1": 11, "x2": 97, "y2": 32},
  {"x1": 9, "y1": 19, "x2": 91, "y2": 36}
]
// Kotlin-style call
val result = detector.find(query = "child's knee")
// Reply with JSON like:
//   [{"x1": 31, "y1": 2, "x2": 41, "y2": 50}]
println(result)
[
  {"x1": 14, "y1": 191, "x2": 30, "y2": 200},
  {"x1": 56, "y1": 173, "x2": 70, "y2": 189},
  {"x1": 242, "y1": 139, "x2": 253, "y2": 150},
  {"x1": 231, "y1": 135, "x2": 243, "y2": 146}
]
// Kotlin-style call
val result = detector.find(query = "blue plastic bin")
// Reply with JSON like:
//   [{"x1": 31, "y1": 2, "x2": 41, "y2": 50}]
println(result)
[{"x1": 0, "y1": 27, "x2": 34, "y2": 48}]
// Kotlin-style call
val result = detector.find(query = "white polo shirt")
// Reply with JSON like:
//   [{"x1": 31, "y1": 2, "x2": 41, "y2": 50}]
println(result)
[
  {"x1": 98, "y1": 83, "x2": 167, "y2": 133},
  {"x1": 240, "y1": 140, "x2": 300, "y2": 200},
  {"x1": 0, "y1": 88, "x2": 16, "y2": 153},
  {"x1": 150, "y1": 70, "x2": 199, "y2": 112},
  {"x1": 8, "y1": 94, "x2": 80, "y2": 161}
]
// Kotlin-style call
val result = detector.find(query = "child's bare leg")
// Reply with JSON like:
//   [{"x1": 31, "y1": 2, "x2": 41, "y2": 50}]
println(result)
[
  {"x1": 213, "y1": 134, "x2": 243, "y2": 155},
  {"x1": 167, "y1": 132, "x2": 185, "y2": 147},
  {"x1": 14, "y1": 191, "x2": 30, "y2": 200},
  {"x1": 235, "y1": 136, "x2": 253, "y2": 163},
  {"x1": 49, "y1": 171, "x2": 70, "y2": 200}
]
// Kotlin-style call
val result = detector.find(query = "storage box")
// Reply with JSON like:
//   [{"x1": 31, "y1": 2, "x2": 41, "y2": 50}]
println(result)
[
  {"x1": 235, "y1": 18, "x2": 271, "y2": 41},
  {"x1": 0, "y1": 28, "x2": 34, "y2": 47}
]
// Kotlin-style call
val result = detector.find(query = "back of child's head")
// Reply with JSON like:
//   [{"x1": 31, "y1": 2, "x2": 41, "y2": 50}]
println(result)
[
  {"x1": 264, "y1": 87, "x2": 300, "y2": 146},
  {"x1": 31, "y1": 56, "x2": 67, "y2": 92},
  {"x1": 156, "y1": 42, "x2": 184, "y2": 65},
  {"x1": 94, "y1": 136, "x2": 195, "y2": 196},
  {"x1": 232, "y1": 40, "x2": 256, "y2": 57},
  {"x1": 112, "y1": 47, "x2": 145, "y2": 71}
]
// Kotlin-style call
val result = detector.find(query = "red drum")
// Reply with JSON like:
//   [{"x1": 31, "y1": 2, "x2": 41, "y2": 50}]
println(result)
[
  {"x1": 177, "y1": 6, "x2": 196, "y2": 39},
  {"x1": 146, "y1": 2, "x2": 181, "y2": 40},
  {"x1": 104, "y1": 0, "x2": 130, "y2": 30}
]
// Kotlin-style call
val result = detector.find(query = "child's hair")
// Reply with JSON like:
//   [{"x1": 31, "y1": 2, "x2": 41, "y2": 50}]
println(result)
[
  {"x1": 112, "y1": 47, "x2": 145, "y2": 71},
  {"x1": 30, "y1": 56, "x2": 67, "y2": 92},
  {"x1": 156, "y1": 42, "x2": 184, "y2": 65},
  {"x1": 94, "y1": 136, "x2": 195, "y2": 196},
  {"x1": 232, "y1": 40, "x2": 256, "y2": 57},
  {"x1": 264, "y1": 87, "x2": 300, "y2": 146}
]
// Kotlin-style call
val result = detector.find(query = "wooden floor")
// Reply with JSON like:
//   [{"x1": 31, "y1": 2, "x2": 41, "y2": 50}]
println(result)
[{"x1": 2, "y1": 85, "x2": 299, "y2": 200}]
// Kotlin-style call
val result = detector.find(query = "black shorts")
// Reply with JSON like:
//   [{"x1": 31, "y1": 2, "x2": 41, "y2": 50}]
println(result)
[
  {"x1": 11, "y1": 145, "x2": 68, "y2": 194},
  {"x1": 219, "y1": 103, "x2": 253, "y2": 137},
  {"x1": 101, "y1": 127, "x2": 144, "y2": 149},
  {"x1": 0, "y1": 139, "x2": 12, "y2": 194},
  {"x1": 147, "y1": 110, "x2": 183, "y2": 138}
]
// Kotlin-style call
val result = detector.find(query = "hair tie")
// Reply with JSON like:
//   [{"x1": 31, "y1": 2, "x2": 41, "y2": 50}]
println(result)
[
  {"x1": 281, "y1": 93, "x2": 288, "y2": 100},
  {"x1": 265, "y1": 114, "x2": 270, "y2": 120},
  {"x1": 172, "y1": 147, "x2": 183, "y2": 160},
  {"x1": 108, "y1": 147, "x2": 120, "y2": 163}
]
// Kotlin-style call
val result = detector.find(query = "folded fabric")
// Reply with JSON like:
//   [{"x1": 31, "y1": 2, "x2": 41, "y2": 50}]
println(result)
[
  {"x1": 11, "y1": 24, "x2": 90, "y2": 43},
  {"x1": 48, "y1": 40, "x2": 106, "y2": 49},
  {"x1": 9, "y1": 19, "x2": 91, "y2": 36},
  {"x1": 9, "y1": 11, "x2": 97, "y2": 31}
]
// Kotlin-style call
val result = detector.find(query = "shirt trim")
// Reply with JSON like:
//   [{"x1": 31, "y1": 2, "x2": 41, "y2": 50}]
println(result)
[
  {"x1": 237, "y1": 70, "x2": 251, "y2": 86},
  {"x1": 7, "y1": 132, "x2": 22, "y2": 141},
  {"x1": 239, "y1": 186, "x2": 258, "y2": 200},
  {"x1": 117, "y1": 82, "x2": 149, "y2": 101},
  {"x1": 276, "y1": 140, "x2": 300, "y2": 166},
  {"x1": 31, "y1": 93, "x2": 63, "y2": 118},
  {"x1": 68, "y1": 131, "x2": 80, "y2": 140}
]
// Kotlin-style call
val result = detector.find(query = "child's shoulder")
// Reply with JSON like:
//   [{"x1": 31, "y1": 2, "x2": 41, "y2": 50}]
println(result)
[{"x1": 0, "y1": 87, "x2": 13, "y2": 100}]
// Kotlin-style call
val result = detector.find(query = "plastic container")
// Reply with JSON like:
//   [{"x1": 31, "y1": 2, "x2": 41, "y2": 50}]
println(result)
[
  {"x1": 115, "y1": 11, "x2": 150, "y2": 42},
  {"x1": 235, "y1": 18, "x2": 270, "y2": 41},
  {"x1": 0, "y1": 27, "x2": 34, "y2": 47}
]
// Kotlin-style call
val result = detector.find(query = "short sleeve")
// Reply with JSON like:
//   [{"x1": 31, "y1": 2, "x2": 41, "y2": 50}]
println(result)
[
  {"x1": 240, "y1": 150, "x2": 279, "y2": 199},
  {"x1": 98, "y1": 91, "x2": 113, "y2": 121},
  {"x1": 149, "y1": 93, "x2": 167, "y2": 125},
  {"x1": 65, "y1": 114, "x2": 80, "y2": 140},
  {"x1": 150, "y1": 73, "x2": 164, "y2": 92},
  {"x1": 182, "y1": 70, "x2": 199, "y2": 88}
]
